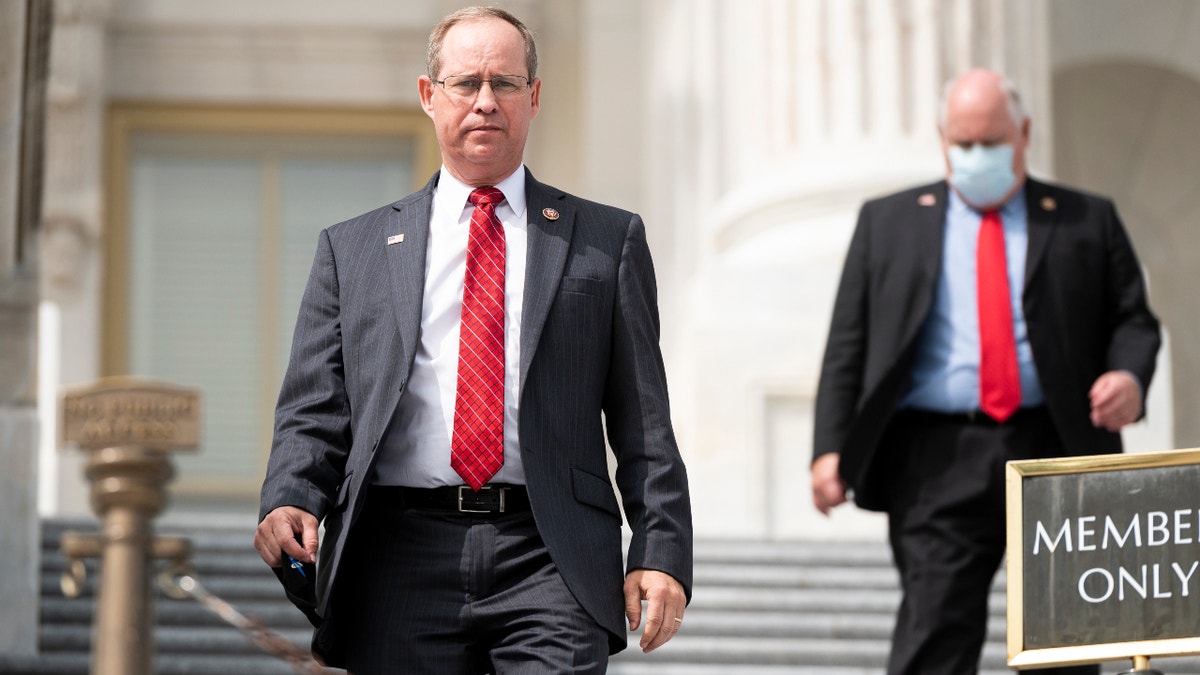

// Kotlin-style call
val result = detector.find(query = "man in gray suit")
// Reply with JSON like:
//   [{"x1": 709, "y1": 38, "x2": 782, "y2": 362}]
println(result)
[{"x1": 253, "y1": 6, "x2": 692, "y2": 673}]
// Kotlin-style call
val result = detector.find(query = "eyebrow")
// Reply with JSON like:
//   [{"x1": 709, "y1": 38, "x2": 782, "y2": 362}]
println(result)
[{"x1": 951, "y1": 131, "x2": 1011, "y2": 146}]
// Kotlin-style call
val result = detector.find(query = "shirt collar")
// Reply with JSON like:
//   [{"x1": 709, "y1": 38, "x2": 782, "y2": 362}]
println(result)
[{"x1": 434, "y1": 165, "x2": 527, "y2": 222}]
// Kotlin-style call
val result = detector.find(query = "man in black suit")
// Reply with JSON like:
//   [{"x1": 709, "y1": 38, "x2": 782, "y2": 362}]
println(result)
[
  {"x1": 811, "y1": 69, "x2": 1161, "y2": 675},
  {"x1": 253, "y1": 7, "x2": 691, "y2": 673}
]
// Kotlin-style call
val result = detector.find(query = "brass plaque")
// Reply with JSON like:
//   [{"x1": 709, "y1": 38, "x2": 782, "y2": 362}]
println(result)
[
  {"x1": 61, "y1": 377, "x2": 201, "y2": 451},
  {"x1": 1006, "y1": 448, "x2": 1200, "y2": 669}
]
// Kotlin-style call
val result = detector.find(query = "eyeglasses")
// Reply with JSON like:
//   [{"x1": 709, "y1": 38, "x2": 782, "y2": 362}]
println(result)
[{"x1": 433, "y1": 75, "x2": 532, "y2": 100}]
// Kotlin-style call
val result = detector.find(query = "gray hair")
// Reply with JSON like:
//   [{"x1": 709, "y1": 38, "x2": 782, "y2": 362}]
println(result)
[
  {"x1": 937, "y1": 72, "x2": 1030, "y2": 130},
  {"x1": 427, "y1": 6, "x2": 538, "y2": 81}
]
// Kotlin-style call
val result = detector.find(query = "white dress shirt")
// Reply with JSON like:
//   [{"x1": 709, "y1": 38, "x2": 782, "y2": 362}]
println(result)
[{"x1": 372, "y1": 166, "x2": 528, "y2": 487}]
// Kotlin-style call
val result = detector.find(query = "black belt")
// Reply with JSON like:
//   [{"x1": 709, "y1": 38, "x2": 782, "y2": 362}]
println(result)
[
  {"x1": 373, "y1": 484, "x2": 531, "y2": 515},
  {"x1": 897, "y1": 406, "x2": 1049, "y2": 427}
]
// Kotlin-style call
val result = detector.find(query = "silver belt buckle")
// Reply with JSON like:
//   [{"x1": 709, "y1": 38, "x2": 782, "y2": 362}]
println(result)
[{"x1": 458, "y1": 485, "x2": 506, "y2": 513}]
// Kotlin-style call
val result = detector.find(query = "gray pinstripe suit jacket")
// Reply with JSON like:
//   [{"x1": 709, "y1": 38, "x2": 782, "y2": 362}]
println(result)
[{"x1": 259, "y1": 169, "x2": 693, "y2": 656}]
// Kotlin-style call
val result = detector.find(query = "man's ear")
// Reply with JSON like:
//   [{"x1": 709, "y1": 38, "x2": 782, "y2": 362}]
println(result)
[
  {"x1": 418, "y1": 76, "x2": 436, "y2": 117},
  {"x1": 529, "y1": 78, "x2": 541, "y2": 118}
]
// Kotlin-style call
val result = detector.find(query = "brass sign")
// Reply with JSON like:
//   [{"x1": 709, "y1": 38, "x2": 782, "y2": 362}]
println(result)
[
  {"x1": 1007, "y1": 447, "x2": 1200, "y2": 670},
  {"x1": 61, "y1": 377, "x2": 201, "y2": 451}
]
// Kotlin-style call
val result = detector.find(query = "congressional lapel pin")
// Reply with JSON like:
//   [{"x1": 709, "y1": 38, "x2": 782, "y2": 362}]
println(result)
[
  {"x1": 918, "y1": 193, "x2": 937, "y2": 207},
  {"x1": 387, "y1": 234, "x2": 405, "y2": 246},
  {"x1": 1041, "y1": 197, "x2": 1057, "y2": 212},
  {"x1": 542, "y1": 207, "x2": 560, "y2": 221}
]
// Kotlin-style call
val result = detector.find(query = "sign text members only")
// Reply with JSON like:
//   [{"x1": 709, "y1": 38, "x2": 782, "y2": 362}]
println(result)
[{"x1": 1021, "y1": 462, "x2": 1200, "y2": 650}]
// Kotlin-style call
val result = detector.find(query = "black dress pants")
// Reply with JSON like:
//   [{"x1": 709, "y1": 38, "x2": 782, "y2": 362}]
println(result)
[
  {"x1": 884, "y1": 408, "x2": 1099, "y2": 675},
  {"x1": 329, "y1": 486, "x2": 609, "y2": 675}
]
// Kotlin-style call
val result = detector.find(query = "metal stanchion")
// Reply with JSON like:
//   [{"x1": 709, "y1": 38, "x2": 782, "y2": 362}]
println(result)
[
  {"x1": 1117, "y1": 655, "x2": 1166, "y2": 675},
  {"x1": 59, "y1": 378, "x2": 201, "y2": 675}
]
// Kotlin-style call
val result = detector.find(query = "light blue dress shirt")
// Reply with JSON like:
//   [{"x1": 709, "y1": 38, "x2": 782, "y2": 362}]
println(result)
[{"x1": 899, "y1": 187, "x2": 1045, "y2": 412}]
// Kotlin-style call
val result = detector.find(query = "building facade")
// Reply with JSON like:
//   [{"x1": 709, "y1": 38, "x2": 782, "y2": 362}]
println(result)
[{"x1": 25, "y1": 0, "x2": 1199, "y2": 545}]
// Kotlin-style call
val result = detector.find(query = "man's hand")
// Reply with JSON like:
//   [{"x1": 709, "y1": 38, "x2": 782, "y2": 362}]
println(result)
[
  {"x1": 811, "y1": 453, "x2": 848, "y2": 516},
  {"x1": 254, "y1": 506, "x2": 319, "y2": 568},
  {"x1": 623, "y1": 569, "x2": 687, "y2": 653},
  {"x1": 1089, "y1": 370, "x2": 1143, "y2": 432}
]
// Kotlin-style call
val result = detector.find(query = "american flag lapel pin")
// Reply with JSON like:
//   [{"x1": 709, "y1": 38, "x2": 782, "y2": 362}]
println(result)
[
  {"x1": 387, "y1": 234, "x2": 405, "y2": 246},
  {"x1": 918, "y1": 193, "x2": 937, "y2": 207}
]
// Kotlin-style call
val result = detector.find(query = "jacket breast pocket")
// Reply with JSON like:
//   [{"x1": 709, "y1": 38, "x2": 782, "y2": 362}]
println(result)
[{"x1": 560, "y1": 276, "x2": 604, "y2": 297}]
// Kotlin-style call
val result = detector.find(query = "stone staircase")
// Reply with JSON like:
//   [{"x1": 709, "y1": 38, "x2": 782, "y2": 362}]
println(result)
[{"x1": 2, "y1": 515, "x2": 1199, "y2": 674}]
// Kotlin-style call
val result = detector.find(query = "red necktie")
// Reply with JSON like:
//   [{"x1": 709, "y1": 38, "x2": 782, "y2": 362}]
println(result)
[
  {"x1": 977, "y1": 209, "x2": 1021, "y2": 422},
  {"x1": 451, "y1": 187, "x2": 506, "y2": 490}
]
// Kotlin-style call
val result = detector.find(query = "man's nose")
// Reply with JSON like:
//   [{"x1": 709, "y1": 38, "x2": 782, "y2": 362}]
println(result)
[{"x1": 473, "y1": 82, "x2": 500, "y2": 113}]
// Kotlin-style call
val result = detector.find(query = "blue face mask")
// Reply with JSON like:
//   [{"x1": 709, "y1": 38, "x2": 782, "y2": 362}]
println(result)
[{"x1": 947, "y1": 144, "x2": 1016, "y2": 208}]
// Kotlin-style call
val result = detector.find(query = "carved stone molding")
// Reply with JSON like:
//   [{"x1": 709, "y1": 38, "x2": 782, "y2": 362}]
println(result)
[
  {"x1": 40, "y1": 210, "x2": 96, "y2": 298},
  {"x1": 107, "y1": 24, "x2": 427, "y2": 104}
]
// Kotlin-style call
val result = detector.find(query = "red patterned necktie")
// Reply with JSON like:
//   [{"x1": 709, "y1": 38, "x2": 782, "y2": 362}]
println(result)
[
  {"x1": 977, "y1": 209, "x2": 1021, "y2": 422},
  {"x1": 451, "y1": 187, "x2": 506, "y2": 490}
]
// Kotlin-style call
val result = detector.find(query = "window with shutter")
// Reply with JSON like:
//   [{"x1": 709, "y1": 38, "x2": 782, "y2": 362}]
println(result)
[{"x1": 106, "y1": 106, "x2": 436, "y2": 509}]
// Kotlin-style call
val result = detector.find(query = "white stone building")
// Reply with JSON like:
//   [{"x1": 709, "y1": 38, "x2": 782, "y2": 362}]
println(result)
[{"x1": 5, "y1": 0, "x2": 1199, "y2": 655}]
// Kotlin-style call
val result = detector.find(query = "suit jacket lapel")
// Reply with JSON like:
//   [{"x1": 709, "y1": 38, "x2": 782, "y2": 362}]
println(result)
[
  {"x1": 898, "y1": 181, "x2": 949, "y2": 352},
  {"x1": 520, "y1": 169, "x2": 574, "y2": 394},
  {"x1": 385, "y1": 173, "x2": 437, "y2": 373},
  {"x1": 1023, "y1": 178, "x2": 1055, "y2": 289}
]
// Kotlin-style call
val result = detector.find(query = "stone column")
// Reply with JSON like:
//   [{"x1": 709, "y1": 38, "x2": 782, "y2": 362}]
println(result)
[
  {"x1": 42, "y1": 0, "x2": 113, "y2": 516},
  {"x1": 644, "y1": 0, "x2": 1055, "y2": 539},
  {"x1": 0, "y1": 0, "x2": 53, "y2": 656}
]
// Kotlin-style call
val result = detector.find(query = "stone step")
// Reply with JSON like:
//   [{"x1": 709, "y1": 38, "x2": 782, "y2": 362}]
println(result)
[
  {"x1": 38, "y1": 597, "x2": 313, "y2": 628},
  {"x1": 608, "y1": 635, "x2": 951, "y2": 667},
  {"x1": 611, "y1": 638, "x2": 1200, "y2": 674},
  {"x1": 609, "y1": 666, "x2": 1010, "y2": 675},
  {"x1": 35, "y1": 608, "x2": 941, "y2": 645},
  {"x1": 0, "y1": 654, "x2": 91, "y2": 675},
  {"x1": 28, "y1": 518, "x2": 1200, "y2": 675},
  {"x1": 41, "y1": 562, "x2": 917, "y2": 597},
  {"x1": 0, "y1": 653, "x2": 323, "y2": 675},
  {"x1": 692, "y1": 540, "x2": 892, "y2": 566},
  {"x1": 37, "y1": 625, "x2": 311, "y2": 656},
  {"x1": 618, "y1": 636, "x2": 885, "y2": 667},
  {"x1": 694, "y1": 563, "x2": 900, "y2": 589},
  {"x1": 39, "y1": 572, "x2": 294, "y2": 603},
  {"x1": 690, "y1": 585, "x2": 1004, "y2": 616}
]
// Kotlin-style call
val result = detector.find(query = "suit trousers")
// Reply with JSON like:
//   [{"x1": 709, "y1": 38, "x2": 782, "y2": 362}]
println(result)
[
  {"x1": 330, "y1": 485, "x2": 609, "y2": 675},
  {"x1": 883, "y1": 408, "x2": 1099, "y2": 675}
]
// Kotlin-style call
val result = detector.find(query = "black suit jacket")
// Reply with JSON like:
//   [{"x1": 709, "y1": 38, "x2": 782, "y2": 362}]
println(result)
[
  {"x1": 813, "y1": 178, "x2": 1161, "y2": 511},
  {"x1": 259, "y1": 169, "x2": 693, "y2": 657}
]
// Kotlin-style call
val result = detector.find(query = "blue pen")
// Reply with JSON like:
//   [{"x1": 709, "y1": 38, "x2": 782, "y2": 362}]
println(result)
[{"x1": 286, "y1": 554, "x2": 307, "y2": 577}]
